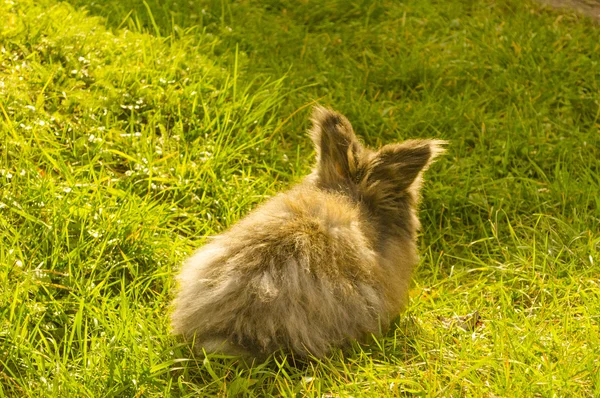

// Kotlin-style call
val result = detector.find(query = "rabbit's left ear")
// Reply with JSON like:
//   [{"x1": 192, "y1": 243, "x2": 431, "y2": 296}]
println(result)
[{"x1": 309, "y1": 106, "x2": 362, "y2": 182}]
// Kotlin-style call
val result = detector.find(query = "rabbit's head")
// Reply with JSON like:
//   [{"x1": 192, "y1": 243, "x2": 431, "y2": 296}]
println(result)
[{"x1": 308, "y1": 106, "x2": 446, "y2": 241}]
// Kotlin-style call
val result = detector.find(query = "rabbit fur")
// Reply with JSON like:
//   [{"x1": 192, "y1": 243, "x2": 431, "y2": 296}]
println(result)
[{"x1": 170, "y1": 106, "x2": 446, "y2": 359}]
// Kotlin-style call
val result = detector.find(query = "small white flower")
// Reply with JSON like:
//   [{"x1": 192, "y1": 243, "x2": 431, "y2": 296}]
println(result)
[
  {"x1": 63, "y1": 187, "x2": 72, "y2": 193},
  {"x1": 15, "y1": 260, "x2": 23, "y2": 267}
]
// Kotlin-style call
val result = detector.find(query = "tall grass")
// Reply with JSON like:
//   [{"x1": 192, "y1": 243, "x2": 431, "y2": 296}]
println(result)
[{"x1": 1, "y1": 0, "x2": 599, "y2": 396}]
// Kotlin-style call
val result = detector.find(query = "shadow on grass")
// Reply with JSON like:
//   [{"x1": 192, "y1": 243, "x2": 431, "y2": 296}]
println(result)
[{"x1": 169, "y1": 314, "x2": 424, "y2": 388}]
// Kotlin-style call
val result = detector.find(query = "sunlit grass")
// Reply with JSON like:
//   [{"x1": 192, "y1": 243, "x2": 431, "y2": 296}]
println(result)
[{"x1": 1, "y1": 0, "x2": 599, "y2": 396}]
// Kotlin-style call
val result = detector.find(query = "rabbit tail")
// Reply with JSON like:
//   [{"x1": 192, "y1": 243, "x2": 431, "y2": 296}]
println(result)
[{"x1": 170, "y1": 191, "x2": 386, "y2": 358}]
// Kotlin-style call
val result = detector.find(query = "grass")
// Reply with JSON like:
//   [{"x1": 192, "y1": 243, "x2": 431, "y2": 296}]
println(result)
[{"x1": 1, "y1": 0, "x2": 599, "y2": 396}]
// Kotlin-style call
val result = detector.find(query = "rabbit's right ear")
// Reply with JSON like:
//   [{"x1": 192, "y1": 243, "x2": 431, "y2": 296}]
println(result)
[
  {"x1": 367, "y1": 139, "x2": 447, "y2": 195},
  {"x1": 309, "y1": 106, "x2": 362, "y2": 183}
]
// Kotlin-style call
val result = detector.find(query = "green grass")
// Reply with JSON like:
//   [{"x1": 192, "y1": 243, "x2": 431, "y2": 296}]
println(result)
[{"x1": 1, "y1": 0, "x2": 599, "y2": 396}]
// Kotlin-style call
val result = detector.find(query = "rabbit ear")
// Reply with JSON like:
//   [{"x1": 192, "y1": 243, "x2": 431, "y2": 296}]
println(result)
[
  {"x1": 309, "y1": 106, "x2": 362, "y2": 182},
  {"x1": 368, "y1": 139, "x2": 447, "y2": 193}
]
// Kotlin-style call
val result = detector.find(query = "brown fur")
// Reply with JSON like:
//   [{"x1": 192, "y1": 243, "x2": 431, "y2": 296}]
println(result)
[{"x1": 170, "y1": 106, "x2": 446, "y2": 358}]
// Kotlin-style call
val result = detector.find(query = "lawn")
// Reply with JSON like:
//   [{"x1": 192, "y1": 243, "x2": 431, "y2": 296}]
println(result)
[{"x1": 1, "y1": 0, "x2": 599, "y2": 396}]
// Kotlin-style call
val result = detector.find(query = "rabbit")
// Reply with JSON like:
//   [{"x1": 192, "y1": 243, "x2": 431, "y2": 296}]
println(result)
[{"x1": 170, "y1": 106, "x2": 446, "y2": 359}]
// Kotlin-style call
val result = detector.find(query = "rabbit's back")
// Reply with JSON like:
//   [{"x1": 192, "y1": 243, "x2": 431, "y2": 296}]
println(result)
[{"x1": 170, "y1": 187, "x2": 386, "y2": 357}]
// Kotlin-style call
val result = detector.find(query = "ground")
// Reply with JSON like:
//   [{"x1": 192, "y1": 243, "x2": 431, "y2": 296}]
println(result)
[{"x1": 536, "y1": 0, "x2": 600, "y2": 20}]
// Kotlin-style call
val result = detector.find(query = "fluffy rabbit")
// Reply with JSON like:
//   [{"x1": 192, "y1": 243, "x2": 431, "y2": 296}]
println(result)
[{"x1": 171, "y1": 106, "x2": 445, "y2": 359}]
